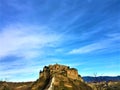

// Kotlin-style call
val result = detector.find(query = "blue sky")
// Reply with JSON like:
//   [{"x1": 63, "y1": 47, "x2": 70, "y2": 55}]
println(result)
[{"x1": 0, "y1": 0, "x2": 120, "y2": 81}]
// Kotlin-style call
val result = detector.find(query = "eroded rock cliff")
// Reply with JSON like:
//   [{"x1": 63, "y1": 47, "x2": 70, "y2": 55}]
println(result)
[{"x1": 31, "y1": 64, "x2": 92, "y2": 90}]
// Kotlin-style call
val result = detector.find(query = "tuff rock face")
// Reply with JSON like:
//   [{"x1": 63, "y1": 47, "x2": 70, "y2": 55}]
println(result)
[{"x1": 31, "y1": 64, "x2": 92, "y2": 90}]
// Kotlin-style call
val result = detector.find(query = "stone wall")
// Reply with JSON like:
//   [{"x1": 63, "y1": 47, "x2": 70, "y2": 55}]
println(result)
[
  {"x1": 67, "y1": 69, "x2": 78, "y2": 80},
  {"x1": 39, "y1": 64, "x2": 82, "y2": 81}
]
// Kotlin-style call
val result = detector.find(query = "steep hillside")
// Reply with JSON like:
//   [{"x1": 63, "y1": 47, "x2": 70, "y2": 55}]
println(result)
[{"x1": 31, "y1": 64, "x2": 92, "y2": 90}]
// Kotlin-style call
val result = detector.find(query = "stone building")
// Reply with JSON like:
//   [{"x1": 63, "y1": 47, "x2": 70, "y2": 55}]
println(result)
[
  {"x1": 67, "y1": 68, "x2": 78, "y2": 80},
  {"x1": 32, "y1": 64, "x2": 92, "y2": 90},
  {"x1": 39, "y1": 64, "x2": 83, "y2": 81}
]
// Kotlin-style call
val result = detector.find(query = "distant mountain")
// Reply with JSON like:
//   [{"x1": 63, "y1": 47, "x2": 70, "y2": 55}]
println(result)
[{"x1": 83, "y1": 76, "x2": 120, "y2": 82}]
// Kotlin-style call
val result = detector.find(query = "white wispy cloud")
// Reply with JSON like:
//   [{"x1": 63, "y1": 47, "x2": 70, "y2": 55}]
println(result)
[
  {"x1": 69, "y1": 42, "x2": 107, "y2": 54},
  {"x1": 0, "y1": 24, "x2": 62, "y2": 58},
  {"x1": 68, "y1": 34, "x2": 120, "y2": 54}
]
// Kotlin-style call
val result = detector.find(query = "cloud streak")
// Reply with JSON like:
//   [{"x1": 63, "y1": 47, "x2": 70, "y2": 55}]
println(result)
[
  {"x1": 0, "y1": 24, "x2": 63, "y2": 58},
  {"x1": 68, "y1": 34, "x2": 120, "y2": 54},
  {"x1": 69, "y1": 43, "x2": 106, "y2": 54}
]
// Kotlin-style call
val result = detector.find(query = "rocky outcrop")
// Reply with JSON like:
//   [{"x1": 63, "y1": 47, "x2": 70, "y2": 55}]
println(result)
[
  {"x1": 31, "y1": 64, "x2": 92, "y2": 90},
  {"x1": 39, "y1": 64, "x2": 83, "y2": 81}
]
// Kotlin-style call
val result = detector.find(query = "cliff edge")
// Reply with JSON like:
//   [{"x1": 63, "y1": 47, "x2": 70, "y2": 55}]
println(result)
[{"x1": 31, "y1": 64, "x2": 92, "y2": 90}]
